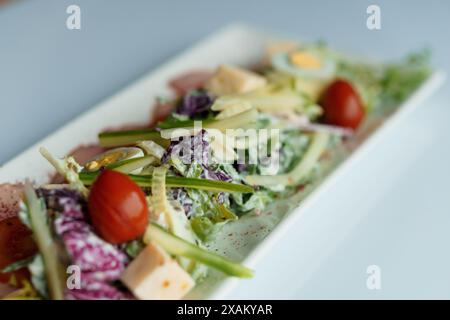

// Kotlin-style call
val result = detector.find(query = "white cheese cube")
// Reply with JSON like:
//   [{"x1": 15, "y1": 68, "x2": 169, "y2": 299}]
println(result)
[
  {"x1": 206, "y1": 65, "x2": 267, "y2": 95},
  {"x1": 121, "y1": 242, "x2": 194, "y2": 300}
]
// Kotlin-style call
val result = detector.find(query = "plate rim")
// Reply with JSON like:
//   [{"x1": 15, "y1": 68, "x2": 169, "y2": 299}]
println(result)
[{"x1": 0, "y1": 23, "x2": 446, "y2": 299}]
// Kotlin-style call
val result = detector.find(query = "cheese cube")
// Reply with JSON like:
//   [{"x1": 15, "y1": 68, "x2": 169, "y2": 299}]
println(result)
[
  {"x1": 121, "y1": 242, "x2": 195, "y2": 300},
  {"x1": 206, "y1": 65, "x2": 267, "y2": 95}
]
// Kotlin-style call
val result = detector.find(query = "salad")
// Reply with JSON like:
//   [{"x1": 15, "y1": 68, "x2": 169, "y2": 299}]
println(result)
[{"x1": 0, "y1": 40, "x2": 430, "y2": 300}]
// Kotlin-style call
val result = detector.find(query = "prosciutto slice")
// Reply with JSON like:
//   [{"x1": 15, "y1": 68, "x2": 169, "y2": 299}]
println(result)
[
  {"x1": 0, "y1": 184, "x2": 36, "y2": 295},
  {"x1": 0, "y1": 183, "x2": 23, "y2": 221}
]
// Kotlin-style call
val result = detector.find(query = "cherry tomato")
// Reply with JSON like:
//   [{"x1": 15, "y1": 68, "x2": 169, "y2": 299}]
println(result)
[
  {"x1": 88, "y1": 170, "x2": 149, "y2": 244},
  {"x1": 320, "y1": 79, "x2": 365, "y2": 129},
  {"x1": 0, "y1": 217, "x2": 36, "y2": 284}
]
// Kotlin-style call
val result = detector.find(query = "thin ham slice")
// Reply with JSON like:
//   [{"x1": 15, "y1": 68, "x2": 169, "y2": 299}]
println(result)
[
  {"x1": 69, "y1": 144, "x2": 106, "y2": 166},
  {"x1": 0, "y1": 217, "x2": 36, "y2": 284},
  {"x1": 0, "y1": 184, "x2": 36, "y2": 288},
  {"x1": 0, "y1": 183, "x2": 23, "y2": 222},
  {"x1": 50, "y1": 144, "x2": 106, "y2": 184},
  {"x1": 169, "y1": 70, "x2": 212, "y2": 96},
  {"x1": 102, "y1": 123, "x2": 151, "y2": 135},
  {"x1": 149, "y1": 100, "x2": 175, "y2": 128}
]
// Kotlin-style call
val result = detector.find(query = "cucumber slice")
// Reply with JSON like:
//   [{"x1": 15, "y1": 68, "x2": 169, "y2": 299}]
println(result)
[
  {"x1": 98, "y1": 129, "x2": 170, "y2": 148},
  {"x1": 158, "y1": 118, "x2": 215, "y2": 130},
  {"x1": 160, "y1": 108, "x2": 259, "y2": 139},
  {"x1": 206, "y1": 108, "x2": 258, "y2": 131},
  {"x1": 212, "y1": 89, "x2": 307, "y2": 113},
  {"x1": 215, "y1": 101, "x2": 253, "y2": 120},
  {"x1": 100, "y1": 109, "x2": 257, "y2": 147},
  {"x1": 163, "y1": 177, "x2": 253, "y2": 194},
  {"x1": 151, "y1": 166, "x2": 197, "y2": 271},
  {"x1": 245, "y1": 132, "x2": 329, "y2": 186},
  {"x1": 145, "y1": 223, "x2": 253, "y2": 278},
  {"x1": 79, "y1": 172, "x2": 254, "y2": 194}
]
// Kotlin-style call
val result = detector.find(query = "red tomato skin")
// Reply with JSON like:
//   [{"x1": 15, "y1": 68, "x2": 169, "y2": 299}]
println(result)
[
  {"x1": 320, "y1": 79, "x2": 365, "y2": 129},
  {"x1": 88, "y1": 170, "x2": 149, "y2": 244}
]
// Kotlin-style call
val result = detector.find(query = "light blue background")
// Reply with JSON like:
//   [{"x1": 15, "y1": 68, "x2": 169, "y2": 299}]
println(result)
[{"x1": 1, "y1": 0, "x2": 449, "y2": 298}]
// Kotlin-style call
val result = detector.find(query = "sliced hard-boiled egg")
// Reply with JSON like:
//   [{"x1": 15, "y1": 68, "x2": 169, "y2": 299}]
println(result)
[
  {"x1": 272, "y1": 50, "x2": 336, "y2": 80},
  {"x1": 136, "y1": 140, "x2": 166, "y2": 161},
  {"x1": 289, "y1": 51, "x2": 322, "y2": 70},
  {"x1": 84, "y1": 147, "x2": 145, "y2": 174},
  {"x1": 262, "y1": 41, "x2": 299, "y2": 65}
]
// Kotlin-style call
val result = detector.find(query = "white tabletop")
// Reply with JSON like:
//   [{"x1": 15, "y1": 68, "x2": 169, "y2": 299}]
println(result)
[{"x1": 1, "y1": 0, "x2": 449, "y2": 299}]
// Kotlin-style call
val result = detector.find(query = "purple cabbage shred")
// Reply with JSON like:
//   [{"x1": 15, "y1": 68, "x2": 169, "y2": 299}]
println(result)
[
  {"x1": 162, "y1": 130, "x2": 233, "y2": 212},
  {"x1": 38, "y1": 188, "x2": 132, "y2": 300},
  {"x1": 163, "y1": 129, "x2": 209, "y2": 166},
  {"x1": 176, "y1": 90, "x2": 213, "y2": 117}
]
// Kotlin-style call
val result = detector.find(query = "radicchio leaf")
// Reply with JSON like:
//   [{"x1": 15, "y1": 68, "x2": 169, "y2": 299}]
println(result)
[
  {"x1": 163, "y1": 130, "x2": 209, "y2": 166},
  {"x1": 38, "y1": 188, "x2": 132, "y2": 300},
  {"x1": 176, "y1": 90, "x2": 213, "y2": 117}
]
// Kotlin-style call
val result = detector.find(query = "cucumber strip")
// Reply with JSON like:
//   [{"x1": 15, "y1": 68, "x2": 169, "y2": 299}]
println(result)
[
  {"x1": 98, "y1": 129, "x2": 170, "y2": 148},
  {"x1": 160, "y1": 108, "x2": 259, "y2": 139},
  {"x1": 158, "y1": 118, "x2": 215, "y2": 130},
  {"x1": 23, "y1": 183, "x2": 65, "y2": 300},
  {"x1": 151, "y1": 166, "x2": 169, "y2": 220},
  {"x1": 245, "y1": 132, "x2": 329, "y2": 186},
  {"x1": 79, "y1": 172, "x2": 254, "y2": 194},
  {"x1": 152, "y1": 166, "x2": 197, "y2": 271},
  {"x1": 100, "y1": 109, "x2": 257, "y2": 146},
  {"x1": 212, "y1": 90, "x2": 307, "y2": 112},
  {"x1": 144, "y1": 223, "x2": 253, "y2": 278},
  {"x1": 214, "y1": 101, "x2": 253, "y2": 119},
  {"x1": 107, "y1": 155, "x2": 157, "y2": 174},
  {"x1": 206, "y1": 108, "x2": 259, "y2": 131}
]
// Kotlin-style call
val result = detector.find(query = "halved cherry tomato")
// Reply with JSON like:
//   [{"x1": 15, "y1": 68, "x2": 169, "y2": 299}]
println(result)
[
  {"x1": 88, "y1": 170, "x2": 149, "y2": 244},
  {"x1": 320, "y1": 79, "x2": 365, "y2": 129}
]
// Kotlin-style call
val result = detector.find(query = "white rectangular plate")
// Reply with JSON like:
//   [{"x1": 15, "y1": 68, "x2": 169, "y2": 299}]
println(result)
[{"x1": 0, "y1": 23, "x2": 445, "y2": 299}]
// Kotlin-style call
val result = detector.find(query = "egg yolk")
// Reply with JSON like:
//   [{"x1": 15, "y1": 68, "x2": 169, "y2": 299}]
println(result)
[
  {"x1": 289, "y1": 51, "x2": 322, "y2": 70},
  {"x1": 85, "y1": 151, "x2": 125, "y2": 171}
]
